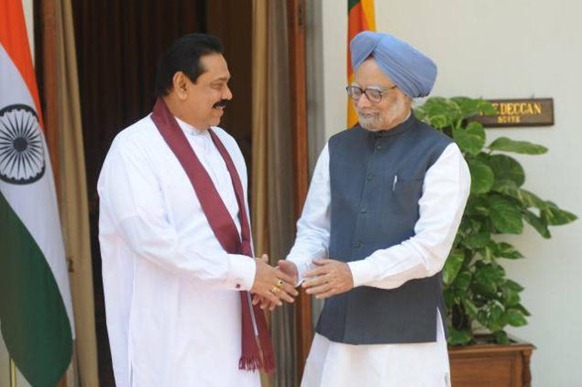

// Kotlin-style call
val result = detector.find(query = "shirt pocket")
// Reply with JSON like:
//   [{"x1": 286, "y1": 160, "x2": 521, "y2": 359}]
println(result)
[
  {"x1": 392, "y1": 176, "x2": 423, "y2": 194},
  {"x1": 386, "y1": 176, "x2": 424, "y2": 216}
]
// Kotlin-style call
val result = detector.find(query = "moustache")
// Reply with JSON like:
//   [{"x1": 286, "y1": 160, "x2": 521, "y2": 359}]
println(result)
[{"x1": 212, "y1": 99, "x2": 229, "y2": 109}]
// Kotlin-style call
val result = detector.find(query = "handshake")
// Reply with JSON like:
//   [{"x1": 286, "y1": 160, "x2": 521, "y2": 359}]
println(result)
[
  {"x1": 250, "y1": 255, "x2": 299, "y2": 311},
  {"x1": 250, "y1": 255, "x2": 355, "y2": 311}
]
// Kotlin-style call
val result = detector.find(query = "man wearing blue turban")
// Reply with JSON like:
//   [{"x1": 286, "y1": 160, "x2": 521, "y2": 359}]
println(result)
[{"x1": 280, "y1": 31, "x2": 471, "y2": 386}]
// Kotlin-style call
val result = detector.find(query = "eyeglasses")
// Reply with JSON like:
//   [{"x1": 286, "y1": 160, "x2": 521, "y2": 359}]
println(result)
[{"x1": 346, "y1": 85, "x2": 397, "y2": 103}]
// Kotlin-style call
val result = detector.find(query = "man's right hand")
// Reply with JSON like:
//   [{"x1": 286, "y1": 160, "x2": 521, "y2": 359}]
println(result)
[{"x1": 250, "y1": 255, "x2": 298, "y2": 308}]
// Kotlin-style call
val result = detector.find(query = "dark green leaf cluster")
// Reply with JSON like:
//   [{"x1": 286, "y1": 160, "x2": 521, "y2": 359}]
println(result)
[{"x1": 415, "y1": 97, "x2": 577, "y2": 346}]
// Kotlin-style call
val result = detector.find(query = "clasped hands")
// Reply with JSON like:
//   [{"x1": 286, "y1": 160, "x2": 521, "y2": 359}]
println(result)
[
  {"x1": 250, "y1": 255, "x2": 354, "y2": 311},
  {"x1": 250, "y1": 255, "x2": 299, "y2": 310}
]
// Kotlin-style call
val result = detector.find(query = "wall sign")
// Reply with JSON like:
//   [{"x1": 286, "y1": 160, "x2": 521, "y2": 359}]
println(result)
[{"x1": 472, "y1": 98, "x2": 554, "y2": 127}]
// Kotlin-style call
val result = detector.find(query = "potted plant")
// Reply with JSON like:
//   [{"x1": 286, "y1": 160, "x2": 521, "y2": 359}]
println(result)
[{"x1": 414, "y1": 97, "x2": 577, "y2": 386}]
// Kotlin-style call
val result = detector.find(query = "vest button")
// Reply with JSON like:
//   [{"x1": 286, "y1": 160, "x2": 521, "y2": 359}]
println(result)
[
  {"x1": 366, "y1": 173, "x2": 374, "y2": 181},
  {"x1": 360, "y1": 207, "x2": 367, "y2": 214},
  {"x1": 376, "y1": 144, "x2": 383, "y2": 151},
  {"x1": 353, "y1": 240, "x2": 363, "y2": 248}
]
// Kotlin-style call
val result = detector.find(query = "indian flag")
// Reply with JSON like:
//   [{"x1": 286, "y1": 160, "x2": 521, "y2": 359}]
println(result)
[
  {"x1": 347, "y1": 0, "x2": 376, "y2": 128},
  {"x1": 0, "y1": 0, "x2": 74, "y2": 386}
]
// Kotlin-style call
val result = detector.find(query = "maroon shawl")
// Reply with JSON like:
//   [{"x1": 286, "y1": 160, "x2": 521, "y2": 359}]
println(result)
[{"x1": 151, "y1": 98, "x2": 275, "y2": 373}]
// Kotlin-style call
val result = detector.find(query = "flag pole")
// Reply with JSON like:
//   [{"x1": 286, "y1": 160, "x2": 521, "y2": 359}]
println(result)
[{"x1": 9, "y1": 357, "x2": 17, "y2": 387}]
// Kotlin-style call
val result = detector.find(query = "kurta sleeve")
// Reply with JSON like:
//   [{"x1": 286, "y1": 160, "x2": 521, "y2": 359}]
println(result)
[
  {"x1": 347, "y1": 143, "x2": 471, "y2": 289},
  {"x1": 286, "y1": 144, "x2": 331, "y2": 282},
  {"x1": 98, "y1": 135, "x2": 256, "y2": 291}
]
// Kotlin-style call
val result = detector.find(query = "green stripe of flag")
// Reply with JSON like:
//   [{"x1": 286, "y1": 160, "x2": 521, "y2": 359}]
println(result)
[{"x1": 0, "y1": 191, "x2": 72, "y2": 387}]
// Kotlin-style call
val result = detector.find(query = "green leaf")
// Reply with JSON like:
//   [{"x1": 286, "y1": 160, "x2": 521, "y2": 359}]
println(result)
[
  {"x1": 502, "y1": 285, "x2": 521, "y2": 306},
  {"x1": 475, "y1": 264, "x2": 505, "y2": 285},
  {"x1": 474, "y1": 264, "x2": 505, "y2": 295},
  {"x1": 468, "y1": 159, "x2": 495, "y2": 194},
  {"x1": 451, "y1": 97, "x2": 497, "y2": 118},
  {"x1": 492, "y1": 179, "x2": 519, "y2": 193},
  {"x1": 494, "y1": 330, "x2": 510, "y2": 344},
  {"x1": 443, "y1": 288, "x2": 456, "y2": 306},
  {"x1": 541, "y1": 202, "x2": 578, "y2": 226},
  {"x1": 429, "y1": 115, "x2": 450, "y2": 130},
  {"x1": 487, "y1": 304, "x2": 504, "y2": 331},
  {"x1": 514, "y1": 303, "x2": 531, "y2": 317},
  {"x1": 517, "y1": 189, "x2": 548, "y2": 209},
  {"x1": 477, "y1": 310, "x2": 488, "y2": 326},
  {"x1": 488, "y1": 137, "x2": 548, "y2": 154},
  {"x1": 504, "y1": 309, "x2": 528, "y2": 327},
  {"x1": 462, "y1": 298, "x2": 479, "y2": 318},
  {"x1": 495, "y1": 242, "x2": 524, "y2": 259},
  {"x1": 505, "y1": 279, "x2": 524, "y2": 292},
  {"x1": 487, "y1": 154, "x2": 525, "y2": 187},
  {"x1": 460, "y1": 231, "x2": 490, "y2": 249},
  {"x1": 523, "y1": 210, "x2": 551, "y2": 238},
  {"x1": 443, "y1": 250, "x2": 465, "y2": 285},
  {"x1": 453, "y1": 121, "x2": 486, "y2": 155},
  {"x1": 416, "y1": 97, "x2": 460, "y2": 129},
  {"x1": 489, "y1": 196, "x2": 524, "y2": 234},
  {"x1": 480, "y1": 243, "x2": 495, "y2": 262},
  {"x1": 498, "y1": 187, "x2": 548, "y2": 209},
  {"x1": 447, "y1": 328, "x2": 473, "y2": 346},
  {"x1": 463, "y1": 196, "x2": 490, "y2": 217},
  {"x1": 453, "y1": 271, "x2": 472, "y2": 292},
  {"x1": 450, "y1": 97, "x2": 481, "y2": 117}
]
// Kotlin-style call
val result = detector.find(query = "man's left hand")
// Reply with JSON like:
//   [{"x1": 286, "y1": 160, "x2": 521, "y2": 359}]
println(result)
[{"x1": 302, "y1": 259, "x2": 354, "y2": 299}]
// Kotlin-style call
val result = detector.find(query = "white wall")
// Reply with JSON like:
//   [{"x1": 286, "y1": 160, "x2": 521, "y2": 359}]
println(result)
[
  {"x1": 313, "y1": 1, "x2": 582, "y2": 386},
  {"x1": 305, "y1": 0, "x2": 347, "y2": 163}
]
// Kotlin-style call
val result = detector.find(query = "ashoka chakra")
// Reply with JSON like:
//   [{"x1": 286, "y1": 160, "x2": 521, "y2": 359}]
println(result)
[{"x1": 0, "y1": 104, "x2": 46, "y2": 185}]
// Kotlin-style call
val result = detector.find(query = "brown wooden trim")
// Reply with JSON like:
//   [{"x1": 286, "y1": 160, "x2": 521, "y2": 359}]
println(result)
[
  {"x1": 449, "y1": 342, "x2": 535, "y2": 356},
  {"x1": 38, "y1": 0, "x2": 60, "y2": 194},
  {"x1": 36, "y1": 0, "x2": 67, "y2": 382},
  {"x1": 287, "y1": 0, "x2": 311, "y2": 379}
]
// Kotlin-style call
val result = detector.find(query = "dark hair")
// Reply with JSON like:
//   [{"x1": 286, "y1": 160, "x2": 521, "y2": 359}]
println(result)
[{"x1": 154, "y1": 33, "x2": 224, "y2": 98}]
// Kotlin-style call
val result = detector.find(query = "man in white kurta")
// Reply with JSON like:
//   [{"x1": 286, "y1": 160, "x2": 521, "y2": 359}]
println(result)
[
  {"x1": 287, "y1": 141, "x2": 469, "y2": 387},
  {"x1": 280, "y1": 31, "x2": 471, "y2": 386},
  {"x1": 99, "y1": 119, "x2": 260, "y2": 387},
  {"x1": 98, "y1": 33, "x2": 295, "y2": 387}
]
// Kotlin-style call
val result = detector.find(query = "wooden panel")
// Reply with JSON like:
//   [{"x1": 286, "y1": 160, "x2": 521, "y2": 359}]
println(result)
[
  {"x1": 206, "y1": 0, "x2": 253, "y2": 169},
  {"x1": 451, "y1": 354, "x2": 521, "y2": 386},
  {"x1": 449, "y1": 343, "x2": 534, "y2": 387}
]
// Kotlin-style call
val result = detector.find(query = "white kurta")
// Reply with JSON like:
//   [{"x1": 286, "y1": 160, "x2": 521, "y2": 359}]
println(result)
[
  {"x1": 287, "y1": 141, "x2": 471, "y2": 387},
  {"x1": 98, "y1": 115, "x2": 260, "y2": 387}
]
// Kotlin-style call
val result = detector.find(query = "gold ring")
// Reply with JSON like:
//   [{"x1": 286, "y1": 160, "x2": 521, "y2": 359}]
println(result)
[
  {"x1": 276, "y1": 279, "x2": 284, "y2": 287},
  {"x1": 271, "y1": 286, "x2": 280, "y2": 294}
]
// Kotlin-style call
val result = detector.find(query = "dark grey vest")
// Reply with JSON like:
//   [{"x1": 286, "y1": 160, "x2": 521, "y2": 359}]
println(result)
[{"x1": 315, "y1": 114, "x2": 452, "y2": 344}]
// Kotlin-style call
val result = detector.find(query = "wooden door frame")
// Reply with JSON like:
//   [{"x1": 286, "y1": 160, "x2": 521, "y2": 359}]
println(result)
[{"x1": 287, "y1": 0, "x2": 312, "y2": 379}]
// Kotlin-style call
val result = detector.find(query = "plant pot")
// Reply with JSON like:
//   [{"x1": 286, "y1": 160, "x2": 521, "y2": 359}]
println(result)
[{"x1": 448, "y1": 338, "x2": 535, "y2": 387}]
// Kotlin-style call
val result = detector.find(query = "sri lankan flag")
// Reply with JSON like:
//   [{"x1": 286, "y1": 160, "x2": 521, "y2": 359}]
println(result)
[
  {"x1": 347, "y1": 0, "x2": 376, "y2": 128},
  {"x1": 0, "y1": 0, "x2": 74, "y2": 385}
]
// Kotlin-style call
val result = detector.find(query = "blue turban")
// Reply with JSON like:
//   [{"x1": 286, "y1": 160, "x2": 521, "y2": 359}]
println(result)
[{"x1": 350, "y1": 31, "x2": 437, "y2": 98}]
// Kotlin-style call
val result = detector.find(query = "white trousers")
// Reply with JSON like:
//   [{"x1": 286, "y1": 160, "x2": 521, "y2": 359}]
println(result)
[{"x1": 301, "y1": 311, "x2": 450, "y2": 387}]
